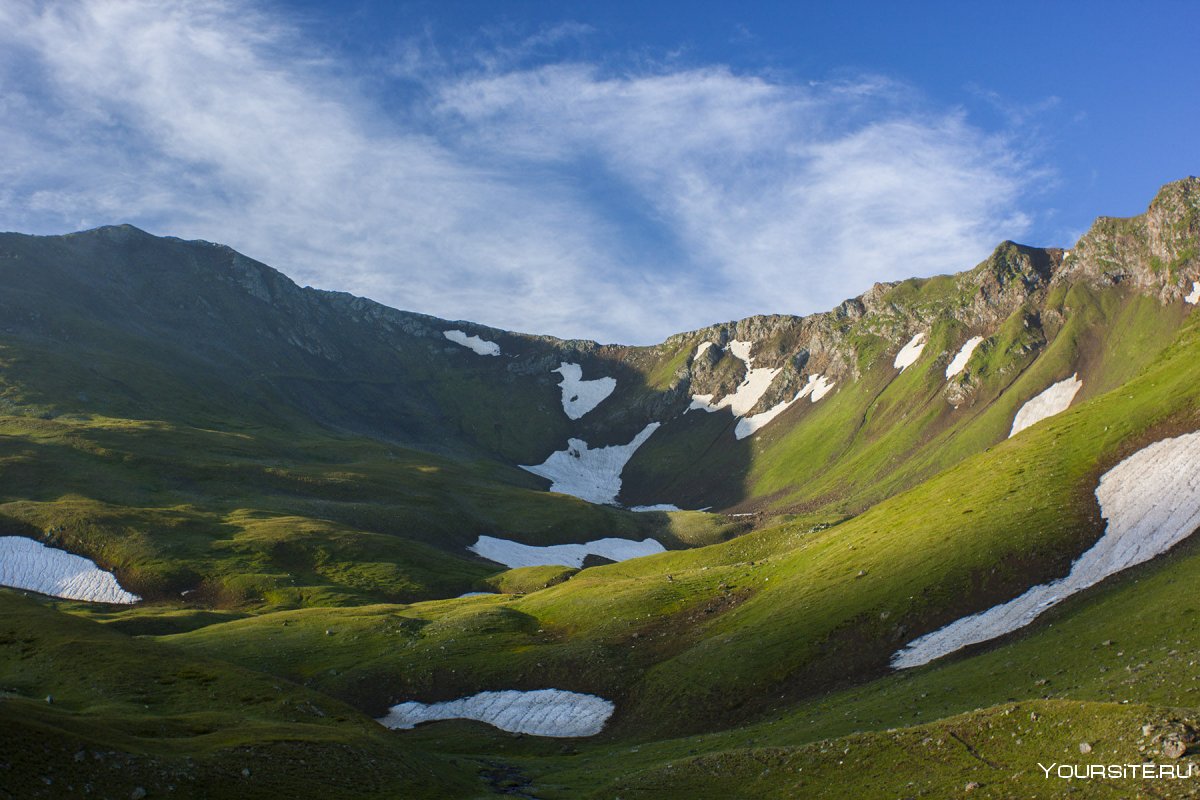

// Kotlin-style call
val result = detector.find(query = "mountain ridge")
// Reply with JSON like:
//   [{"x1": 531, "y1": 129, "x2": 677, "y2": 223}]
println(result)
[
  {"x1": 2, "y1": 177, "x2": 1200, "y2": 799},
  {"x1": 3, "y1": 179, "x2": 1198, "y2": 513}
]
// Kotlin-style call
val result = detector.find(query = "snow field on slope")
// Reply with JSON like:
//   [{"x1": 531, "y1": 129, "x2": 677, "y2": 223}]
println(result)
[
  {"x1": 892, "y1": 429, "x2": 1200, "y2": 668},
  {"x1": 443, "y1": 329, "x2": 500, "y2": 356},
  {"x1": 688, "y1": 339, "x2": 781, "y2": 417},
  {"x1": 893, "y1": 333, "x2": 927, "y2": 371},
  {"x1": 0, "y1": 536, "x2": 140, "y2": 604},
  {"x1": 520, "y1": 423, "x2": 660, "y2": 505},
  {"x1": 469, "y1": 535, "x2": 665, "y2": 569},
  {"x1": 1186, "y1": 281, "x2": 1200, "y2": 305},
  {"x1": 945, "y1": 336, "x2": 984, "y2": 379},
  {"x1": 733, "y1": 373, "x2": 835, "y2": 440},
  {"x1": 553, "y1": 362, "x2": 616, "y2": 420},
  {"x1": 378, "y1": 689, "x2": 615, "y2": 737},
  {"x1": 809, "y1": 374, "x2": 836, "y2": 401},
  {"x1": 1009, "y1": 374, "x2": 1083, "y2": 438},
  {"x1": 629, "y1": 504, "x2": 681, "y2": 512}
]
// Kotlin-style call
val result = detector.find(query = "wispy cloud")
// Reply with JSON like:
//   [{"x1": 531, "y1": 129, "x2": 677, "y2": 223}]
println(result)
[{"x1": 0, "y1": 0, "x2": 1039, "y2": 343}]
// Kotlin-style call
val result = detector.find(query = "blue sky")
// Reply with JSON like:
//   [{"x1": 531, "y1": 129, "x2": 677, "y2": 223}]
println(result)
[{"x1": 1, "y1": 1, "x2": 1196, "y2": 343}]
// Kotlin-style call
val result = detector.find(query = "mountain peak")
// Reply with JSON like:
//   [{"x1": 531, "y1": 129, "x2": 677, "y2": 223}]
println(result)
[
  {"x1": 1149, "y1": 175, "x2": 1200, "y2": 212},
  {"x1": 68, "y1": 223, "x2": 155, "y2": 241}
]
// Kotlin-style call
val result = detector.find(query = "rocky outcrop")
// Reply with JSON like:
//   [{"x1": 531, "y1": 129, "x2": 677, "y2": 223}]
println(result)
[
  {"x1": 1058, "y1": 176, "x2": 1200, "y2": 300},
  {"x1": 639, "y1": 179, "x2": 1198, "y2": 420}
]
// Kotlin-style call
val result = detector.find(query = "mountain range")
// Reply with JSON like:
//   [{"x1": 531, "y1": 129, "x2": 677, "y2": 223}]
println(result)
[{"x1": 2, "y1": 177, "x2": 1199, "y2": 798}]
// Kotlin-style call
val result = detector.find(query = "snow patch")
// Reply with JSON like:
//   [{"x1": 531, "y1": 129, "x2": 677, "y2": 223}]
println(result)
[
  {"x1": 553, "y1": 363, "x2": 616, "y2": 420},
  {"x1": 468, "y1": 535, "x2": 665, "y2": 569},
  {"x1": 733, "y1": 373, "x2": 835, "y2": 440},
  {"x1": 629, "y1": 504, "x2": 681, "y2": 512},
  {"x1": 945, "y1": 336, "x2": 984, "y2": 379},
  {"x1": 735, "y1": 396, "x2": 796, "y2": 440},
  {"x1": 443, "y1": 329, "x2": 500, "y2": 356},
  {"x1": 893, "y1": 430, "x2": 1200, "y2": 669},
  {"x1": 379, "y1": 689, "x2": 614, "y2": 737},
  {"x1": 521, "y1": 423, "x2": 660, "y2": 505},
  {"x1": 0, "y1": 536, "x2": 140, "y2": 604},
  {"x1": 688, "y1": 340, "x2": 781, "y2": 417},
  {"x1": 808, "y1": 374, "x2": 836, "y2": 402},
  {"x1": 1009, "y1": 374, "x2": 1083, "y2": 438},
  {"x1": 694, "y1": 341, "x2": 715, "y2": 359},
  {"x1": 727, "y1": 340, "x2": 754, "y2": 363},
  {"x1": 456, "y1": 592, "x2": 495, "y2": 598},
  {"x1": 893, "y1": 333, "x2": 927, "y2": 371},
  {"x1": 704, "y1": 366, "x2": 782, "y2": 416},
  {"x1": 1186, "y1": 281, "x2": 1200, "y2": 305}
]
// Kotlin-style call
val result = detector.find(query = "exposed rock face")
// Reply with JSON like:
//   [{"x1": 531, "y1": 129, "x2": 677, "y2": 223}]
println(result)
[
  {"x1": 644, "y1": 179, "x2": 1198, "y2": 420},
  {"x1": 1163, "y1": 737, "x2": 1188, "y2": 760},
  {"x1": 1139, "y1": 718, "x2": 1198, "y2": 760},
  {"x1": 1058, "y1": 176, "x2": 1200, "y2": 300},
  {"x1": 652, "y1": 240, "x2": 1063, "y2": 416}
]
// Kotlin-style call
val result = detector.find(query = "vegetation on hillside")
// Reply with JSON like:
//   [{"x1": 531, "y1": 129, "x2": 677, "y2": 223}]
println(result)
[{"x1": 2, "y1": 179, "x2": 1198, "y2": 797}]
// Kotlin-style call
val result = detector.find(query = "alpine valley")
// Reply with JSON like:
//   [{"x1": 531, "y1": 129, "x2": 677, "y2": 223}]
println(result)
[{"x1": 2, "y1": 178, "x2": 1200, "y2": 799}]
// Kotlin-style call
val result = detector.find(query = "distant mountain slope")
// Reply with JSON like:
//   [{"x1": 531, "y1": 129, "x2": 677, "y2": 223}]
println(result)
[
  {"x1": 5, "y1": 179, "x2": 1198, "y2": 521},
  {"x1": 1, "y1": 180, "x2": 1197, "y2": 540},
  {"x1": 3, "y1": 178, "x2": 1199, "y2": 800},
  {"x1": 0, "y1": 224, "x2": 579, "y2": 463},
  {"x1": 622, "y1": 178, "x2": 1200, "y2": 513}
]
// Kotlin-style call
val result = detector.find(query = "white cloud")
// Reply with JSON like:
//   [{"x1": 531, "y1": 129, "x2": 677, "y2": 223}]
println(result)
[{"x1": 0, "y1": 1, "x2": 1038, "y2": 344}]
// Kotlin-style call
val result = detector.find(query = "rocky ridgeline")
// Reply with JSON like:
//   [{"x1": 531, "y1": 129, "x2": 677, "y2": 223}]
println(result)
[
  {"x1": 2, "y1": 178, "x2": 1196, "y2": 457},
  {"x1": 1059, "y1": 176, "x2": 1200, "y2": 301},
  {"x1": 643, "y1": 178, "x2": 1199, "y2": 418}
]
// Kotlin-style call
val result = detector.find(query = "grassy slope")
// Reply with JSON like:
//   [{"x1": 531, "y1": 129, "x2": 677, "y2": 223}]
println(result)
[
  {"x1": 735, "y1": 284, "x2": 1180, "y2": 516},
  {"x1": 591, "y1": 701, "x2": 1199, "y2": 799},
  {"x1": 162, "y1": 299, "x2": 1200, "y2": 761},
  {"x1": 150, "y1": 296, "x2": 1200, "y2": 800},
  {"x1": 323, "y1": 342, "x2": 1200, "y2": 796},
  {"x1": 0, "y1": 590, "x2": 478, "y2": 799},
  {"x1": 4, "y1": 194, "x2": 1198, "y2": 797},
  {"x1": 0, "y1": 410, "x2": 691, "y2": 610},
  {"x1": 511, "y1": 512, "x2": 1200, "y2": 797},
  {"x1": 621, "y1": 261, "x2": 1186, "y2": 523}
]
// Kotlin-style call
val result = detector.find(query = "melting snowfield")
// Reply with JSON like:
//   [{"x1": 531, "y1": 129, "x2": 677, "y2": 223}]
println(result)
[
  {"x1": 629, "y1": 504, "x2": 681, "y2": 512},
  {"x1": 0, "y1": 536, "x2": 140, "y2": 604},
  {"x1": 443, "y1": 329, "x2": 500, "y2": 356},
  {"x1": 893, "y1": 333, "x2": 927, "y2": 371},
  {"x1": 469, "y1": 534, "x2": 665, "y2": 568},
  {"x1": 689, "y1": 340, "x2": 781, "y2": 417},
  {"x1": 809, "y1": 374, "x2": 836, "y2": 402},
  {"x1": 379, "y1": 689, "x2": 615, "y2": 737},
  {"x1": 521, "y1": 423, "x2": 659, "y2": 505},
  {"x1": 733, "y1": 373, "x2": 835, "y2": 440},
  {"x1": 690, "y1": 340, "x2": 834, "y2": 439},
  {"x1": 945, "y1": 336, "x2": 984, "y2": 379},
  {"x1": 892, "y1": 430, "x2": 1200, "y2": 669},
  {"x1": 553, "y1": 362, "x2": 617, "y2": 420},
  {"x1": 1186, "y1": 281, "x2": 1200, "y2": 305},
  {"x1": 1009, "y1": 374, "x2": 1083, "y2": 438}
]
